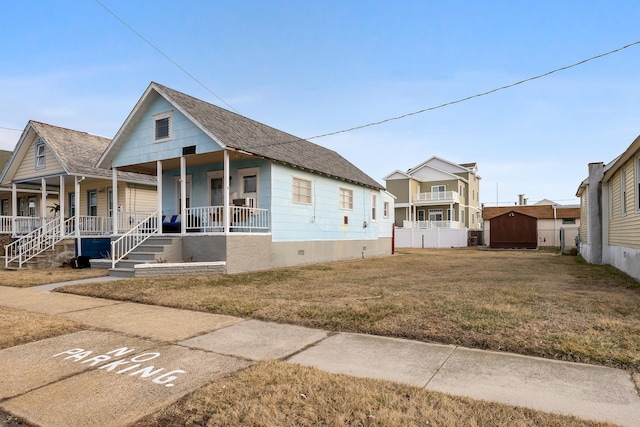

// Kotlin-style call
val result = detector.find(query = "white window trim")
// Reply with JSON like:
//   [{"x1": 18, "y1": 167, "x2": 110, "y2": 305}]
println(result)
[
  {"x1": 383, "y1": 201, "x2": 390, "y2": 218},
  {"x1": 292, "y1": 176, "x2": 313, "y2": 205},
  {"x1": 153, "y1": 110, "x2": 173, "y2": 142},
  {"x1": 621, "y1": 166, "x2": 627, "y2": 217},
  {"x1": 238, "y1": 167, "x2": 259, "y2": 207},
  {"x1": 636, "y1": 155, "x2": 640, "y2": 213},
  {"x1": 371, "y1": 192, "x2": 378, "y2": 222},
  {"x1": 35, "y1": 141, "x2": 46, "y2": 170},
  {"x1": 339, "y1": 187, "x2": 353, "y2": 210}
]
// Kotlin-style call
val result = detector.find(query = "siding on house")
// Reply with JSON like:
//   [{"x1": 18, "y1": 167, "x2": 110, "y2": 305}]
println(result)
[
  {"x1": 608, "y1": 157, "x2": 640, "y2": 249},
  {"x1": 579, "y1": 187, "x2": 589, "y2": 244},
  {"x1": 386, "y1": 179, "x2": 409, "y2": 203},
  {"x1": 13, "y1": 140, "x2": 64, "y2": 181},
  {"x1": 111, "y1": 96, "x2": 222, "y2": 169},
  {"x1": 270, "y1": 162, "x2": 393, "y2": 242}
]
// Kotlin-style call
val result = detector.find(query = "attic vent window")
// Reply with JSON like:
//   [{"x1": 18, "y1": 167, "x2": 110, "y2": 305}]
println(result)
[{"x1": 153, "y1": 111, "x2": 172, "y2": 142}]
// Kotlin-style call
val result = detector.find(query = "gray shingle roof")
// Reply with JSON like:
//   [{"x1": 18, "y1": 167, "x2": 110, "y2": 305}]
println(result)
[
  {"x1": 153, "y1": 83, "x2": 383, "y2": 189},
  {"x1": 30, "y1": 121, "x2": 155, "y2": 184}
]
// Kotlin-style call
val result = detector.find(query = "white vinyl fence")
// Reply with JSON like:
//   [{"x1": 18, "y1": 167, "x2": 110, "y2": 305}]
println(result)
[{"x1": 396, "y1": 227, "x2": 468, "y2": 248}]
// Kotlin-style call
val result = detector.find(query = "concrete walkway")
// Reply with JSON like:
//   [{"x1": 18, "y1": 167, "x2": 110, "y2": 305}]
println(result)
[{"x1": 0, "y1": 285, "x2": 639, "y2": 427}]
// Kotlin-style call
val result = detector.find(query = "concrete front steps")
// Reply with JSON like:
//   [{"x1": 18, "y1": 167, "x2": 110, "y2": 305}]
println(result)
[
  {"x1": 4, "y1": 239, "x2": 75, "y2": 270},
  {"x1": 108, "y1": 236, "x2": 182, "y2": 278}
]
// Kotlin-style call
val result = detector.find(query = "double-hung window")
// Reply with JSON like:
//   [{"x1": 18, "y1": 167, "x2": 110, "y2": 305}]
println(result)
[
  {"x1": 371, "y1": 193, "x2": 377, "y2": 221},
  {"x1": 35, "y1": 141, "x2": 45, "y2": 169},
  {"x1": 339, "y1": 188, "x2": 353, "y2": 210},
  {"x1": 292, "y1": 177, "x2": 312, "y2": 204}
]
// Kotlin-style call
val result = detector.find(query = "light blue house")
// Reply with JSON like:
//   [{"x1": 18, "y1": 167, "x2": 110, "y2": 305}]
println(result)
[{"x1": 97, "y1": 82, "x2": 394, "y2": 274}]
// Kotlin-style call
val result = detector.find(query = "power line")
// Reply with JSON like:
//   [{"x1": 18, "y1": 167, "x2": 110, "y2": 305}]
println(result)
[
  {"x1": 254, "y1": 39, "x2": 640, "y2": 148},
  {"x1": 94, "y1": 0, "x2": 239, "y2": 114},
  {"x1": 0, "y1": 126, "x2": 21, "y2": 132}
]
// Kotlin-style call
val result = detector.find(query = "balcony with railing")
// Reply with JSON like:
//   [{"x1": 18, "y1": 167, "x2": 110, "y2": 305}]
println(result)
[{"x1": 413, "y1": 191, "x2": 460, "y2": 204}]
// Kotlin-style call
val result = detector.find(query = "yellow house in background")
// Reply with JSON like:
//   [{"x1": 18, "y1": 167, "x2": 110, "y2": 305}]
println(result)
[{"x1": 0, "y1": 121, "x2": 156, "y2": 267}]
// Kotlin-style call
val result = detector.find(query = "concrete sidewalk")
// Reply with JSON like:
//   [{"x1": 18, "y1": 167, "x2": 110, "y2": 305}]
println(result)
[{"x1": 0, "y1": 285, "x2": 639, "y2": 426}]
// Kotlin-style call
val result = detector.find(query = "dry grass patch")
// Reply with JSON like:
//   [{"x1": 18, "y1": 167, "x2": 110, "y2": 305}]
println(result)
[
  {"x1": 59, "y1": 249, "x2": 640, "y2": 371},
  {"x1": 0, "y1": 306, "x2": 86, "y2": 349},
  {"x1": 138, "y1": 360, "x2": 614, "y2": 427},
  {"x1": 0, "y1": 267, "x2": 109, "y2": 288}
]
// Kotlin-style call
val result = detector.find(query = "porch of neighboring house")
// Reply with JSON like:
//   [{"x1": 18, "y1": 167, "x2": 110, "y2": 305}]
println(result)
[{"x1": 397, "y1": 190, "x2": 462, "y2": 229}]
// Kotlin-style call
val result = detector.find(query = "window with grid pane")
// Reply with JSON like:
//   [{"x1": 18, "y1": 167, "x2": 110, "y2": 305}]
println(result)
[
  {"x1": 293, "y1": 177, "x2": 312, "y2": 204},
  {"x1": 340, "y1": 188, "x2": 353, "y2": 210},
  {"x1": 35, "y1": 142, "x2": 45, "y2": 169}
]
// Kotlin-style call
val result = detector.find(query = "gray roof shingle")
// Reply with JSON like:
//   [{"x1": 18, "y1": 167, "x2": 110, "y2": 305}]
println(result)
[
  {"x1": 30, "y1": 121, "x2": 155, "y2": 184},
  {"x1": 154, "y1": 83, "x2": 383, "y2": 189}
]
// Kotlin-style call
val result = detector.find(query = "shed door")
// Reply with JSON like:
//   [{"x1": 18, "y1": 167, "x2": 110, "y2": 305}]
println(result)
[{"x1": 490, "y1": 212, "x2": 537, "y2": 249}]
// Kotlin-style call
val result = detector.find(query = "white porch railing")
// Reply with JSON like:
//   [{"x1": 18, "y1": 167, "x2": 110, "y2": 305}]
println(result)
[
  {"x1": 111, "y1": 211, "x2": 159, "y2": 269},
  {"x1": 117, "y1": 211, "x2": 157, "y2": 234},
  {"x1": 4, "y1": 217, "x2": 74, "y2": 268},
  {"x1": 402, "y1": 220, "x2": 460, "y2": 229},
  {"x1": 185, "y1": 206, "x2": 270, "y2": 232},
  {"x1": 414, "y1": 191, "x2": 460, "y2": 203},
  {"x1": 0, "y1": 216, "x2": 11, "y2": 234}
]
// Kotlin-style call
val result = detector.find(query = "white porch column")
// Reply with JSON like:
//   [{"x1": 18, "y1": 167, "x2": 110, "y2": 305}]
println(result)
[
  {"x1": 41, "y1": 178, "x2": 47, "y2": 228},
  {"x1": 75, "y1": 176, "x2": 81, "y2": 255},
  {"x1": 11, "y1": 183, "x2": 17, "y2": 236},
  {"x1": 112, "y1": 167, "x2": 118, "y2": 234},
  {"x1": 157, "y1": 160, "x2": 163, "y2": 233},
  {"x1": 59, "y1": 175, "x2": 65, "y2": 233},
  {"x1": 450, "y1": 203, "x2": 453, "y2": 224},
  {"x1": 224, "y1": 150, "x2": 230, "y2": 234},
  {"x1": 180, "y1": 156, "x2": 186, "y2": 234}
]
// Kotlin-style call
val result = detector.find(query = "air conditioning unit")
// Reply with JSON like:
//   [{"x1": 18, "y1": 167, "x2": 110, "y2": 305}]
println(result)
[{"x1": 232, "y1": 197, "x2": 256, "y2": 207}]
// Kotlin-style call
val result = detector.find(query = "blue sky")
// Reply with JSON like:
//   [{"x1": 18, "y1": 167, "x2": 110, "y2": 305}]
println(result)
[{"x1": 2, "y1": 1, "x2": 640, "y2": 206}]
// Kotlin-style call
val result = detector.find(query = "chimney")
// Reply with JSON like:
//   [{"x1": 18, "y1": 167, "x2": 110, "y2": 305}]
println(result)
[{"x1": 518, "y1": 194, "x2": 525, "y2": 206}]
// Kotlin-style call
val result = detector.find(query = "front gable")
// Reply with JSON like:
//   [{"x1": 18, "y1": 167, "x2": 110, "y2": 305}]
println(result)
[
  {"x1": 411, "y1": 165, "x2": 461, "y2": 183},
  {"x1": 110, "y1": 95, "x2": 223, "y2": 169},
  {"x1": 1, "y1": 124, "x2": 65, "y2": 185}
]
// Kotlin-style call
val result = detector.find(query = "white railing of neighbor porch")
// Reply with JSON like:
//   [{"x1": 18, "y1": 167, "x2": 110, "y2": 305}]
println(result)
[
  {"x1": 110, "y1": 211, "x2": 159, "y2": 269},
  {"x1": 4, "y1": 217, "x2": 74, "y2": 269},
  {"x1": 0, "y1": 216, "x2": 11, "y2": 234}
]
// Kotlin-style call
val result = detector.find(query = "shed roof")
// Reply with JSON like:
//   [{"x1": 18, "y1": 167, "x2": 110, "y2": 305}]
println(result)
[{"x1": 482, "y1": 205, "x2": 580, "y2": 220}]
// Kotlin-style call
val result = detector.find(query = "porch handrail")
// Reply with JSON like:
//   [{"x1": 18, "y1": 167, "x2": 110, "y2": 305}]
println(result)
[
  {"x1": 4, "y1": 217, "x2": 74, "y2": 269},
  {"x1": 111, "y1": 211, "x2": 159, "y2": 269}
]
